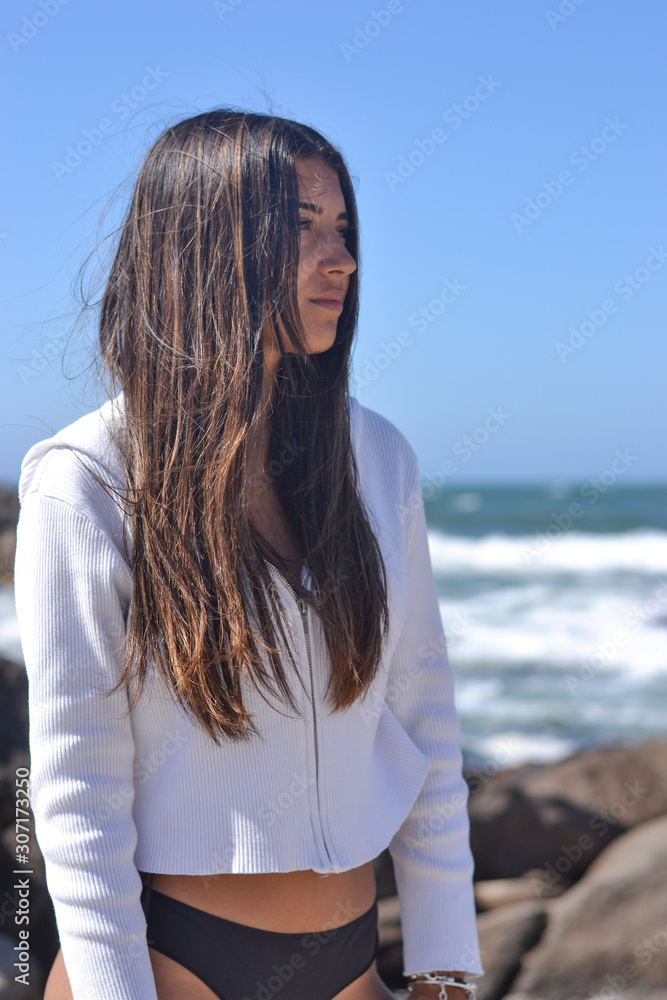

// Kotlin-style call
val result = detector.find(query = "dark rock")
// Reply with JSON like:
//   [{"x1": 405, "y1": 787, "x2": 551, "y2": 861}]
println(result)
[
  {"x1": 522, "y1": 739, "x2": 667, "y2": 827},
  {"x1": 0, "y1": 486, "x2": 18, "y2": 586},
  {"x1": 468, "y1": 780, "x2": 611, "y2": 886},
  {"x1": 475, "y1": 900, "x2": 549, "y2": 1000},
  {"x1": 0, "y1": 486, "x2": 18, "y2": 534},
  {"x1": 0, "y1": 655, "x2": 59, "y2": 981},
  {"x1": 372, "y1": 848, "x2": 398, "y2": 899},
  {"x1": 508, "y1": 813, "x2": 667, "y2": 999},
  {"x1": 0, "y1": 657, "x2": 29, "y2": 831},
  {"x1": 0, "y1": 657, "x2": 28, "y2": 765},
  {"x1": 376, "y1": 895, "x2": 407, "y2": 990},
  {"x1": 466, "y1": 739, "x2": 667, "y2": 886},
  {"x1": 0, "y1": 529, "x2": 15, "y2": 586}
]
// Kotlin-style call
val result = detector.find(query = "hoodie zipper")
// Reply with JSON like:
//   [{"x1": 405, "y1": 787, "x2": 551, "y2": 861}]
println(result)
[{"x1": 266, "y1": 561, "x2": 334, "y2": 867}]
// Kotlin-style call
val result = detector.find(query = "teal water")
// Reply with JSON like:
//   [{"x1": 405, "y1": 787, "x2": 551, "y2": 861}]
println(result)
[{"x1": 422, "y1": 483, "x2": 667, "y2": 770}]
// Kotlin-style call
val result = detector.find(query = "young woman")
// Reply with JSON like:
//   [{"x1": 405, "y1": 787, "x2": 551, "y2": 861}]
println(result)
[{"x1": 14, "y1": 110, "x2": 483, "y2": 1000}]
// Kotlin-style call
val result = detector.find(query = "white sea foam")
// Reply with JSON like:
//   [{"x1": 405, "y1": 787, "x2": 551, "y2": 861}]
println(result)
[
  {"x1": 440, "y1": 580, "x2": 667, "y2": 675},
  {"x1": 428, "y1": 527, "x2": 667, "y2": 575},
  {"x1": 463, "y1": 730, "x2": 582, "y2": 767},
  {"x1": 0, "y1": 585, "x2": 22, "y2": 664},
  {"x1": 430, "y1": 525, "x2": 667, "y2": 762}
]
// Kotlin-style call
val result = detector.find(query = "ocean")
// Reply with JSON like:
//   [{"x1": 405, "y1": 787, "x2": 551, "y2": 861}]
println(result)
[
  {"x1": 425, "y1": 482, "x2": 667, "y2": 772},
  {"x1": 2, "y1": 482, "x2": 665, "y2": 771}
]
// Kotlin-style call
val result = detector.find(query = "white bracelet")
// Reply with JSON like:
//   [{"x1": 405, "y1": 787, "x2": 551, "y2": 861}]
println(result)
[{"x1": 406, "y1": 972, "x2": 478, "y2": 1000}]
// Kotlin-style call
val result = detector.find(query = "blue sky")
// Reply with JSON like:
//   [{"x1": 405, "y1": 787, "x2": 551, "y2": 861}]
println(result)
[{"x1": 1, "y1": 0, "x2": 665, "y2": 488}]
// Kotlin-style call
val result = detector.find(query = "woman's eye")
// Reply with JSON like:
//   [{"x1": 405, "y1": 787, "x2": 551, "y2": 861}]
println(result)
[{"x1": 299, "y1": 218, "x2": 350, "y2": 242}]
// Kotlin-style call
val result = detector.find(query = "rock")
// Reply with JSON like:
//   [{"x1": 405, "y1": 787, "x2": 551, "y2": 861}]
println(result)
[
  {"x1": 376, "y1": 895, "x2": 408, "y2": 991},
  {"x1": 0, "y1": 654, "x2": 59, "y2": 983},
  {"x1": 467, "y1": 777, "x2": 612, "y2": 887},
  {"x1": 474, "y1": 871, "x2": 565, "y2": 911},
  {"x1": 475, "y1": 900, "x2": 549, "y2": 1000},
  {"x1": 0, "y1": 529, "x2": 15, "y2": 586},
  {"x1": 377, "y1": 894, "x2": 402, "y2": 947},
  {"x1": 0, "y1": 486, "x2": 18, "y2": 586},
  {"x1": 0, "y1": 657, "x2": 28, "y2": 763},
  {"x1": 522, "y1": 739, "x2": 667, "y2": 828},
  {"x1": 507, "y1": 813, "x2": 667, "y2": 999},
  {"x1": 466, "y1": 738, "x2": 667, "y2": 886},
  {"x1": 373, "y1": 848, "x2": 398, "y2": 898},
  {"x1": 0, "y1": 486, "x2": 18, "y2": 526},
  {"x1": 0, "y1": 656, "x2": 29, "y2": 830}
]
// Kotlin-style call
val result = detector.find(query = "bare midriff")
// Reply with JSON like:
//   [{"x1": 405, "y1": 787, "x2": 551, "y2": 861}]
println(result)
[{"x1": 147, "y1": 861, "x2": 378, "y2": 933}]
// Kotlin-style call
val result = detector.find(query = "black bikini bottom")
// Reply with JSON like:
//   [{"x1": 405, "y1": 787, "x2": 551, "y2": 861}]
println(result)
[{"x1": 139, "y1": 871, "x2": 379, "y2": 1000}]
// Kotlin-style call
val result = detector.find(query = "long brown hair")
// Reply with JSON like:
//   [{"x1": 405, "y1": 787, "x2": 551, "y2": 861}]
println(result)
[{"x1": 90, "y1": 109, "x2": 390, "y2": 744}]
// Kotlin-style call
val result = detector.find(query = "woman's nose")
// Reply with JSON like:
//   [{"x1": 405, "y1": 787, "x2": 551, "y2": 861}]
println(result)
[{"x1": 319, "y1": 238, "x2": 356, "y2": 275}]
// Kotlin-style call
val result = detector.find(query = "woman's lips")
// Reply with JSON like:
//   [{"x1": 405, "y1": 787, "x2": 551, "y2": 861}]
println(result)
[{"x1": 310, "y1": 298, "x2": 344, "y2": 312}]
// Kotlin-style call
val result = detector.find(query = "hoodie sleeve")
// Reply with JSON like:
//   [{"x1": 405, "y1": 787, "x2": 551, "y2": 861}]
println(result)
[
  {"x1": 384, "y1": 441, "x2": 484, "y2": 981},
  {"x1": 13, "y1": 486, "x2": 159, "y2": 1000}
]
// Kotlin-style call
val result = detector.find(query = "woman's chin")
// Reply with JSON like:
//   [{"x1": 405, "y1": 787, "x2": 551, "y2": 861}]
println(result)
[{"x1": 303, "y1": 327, "x2": 339, "y2": 354}]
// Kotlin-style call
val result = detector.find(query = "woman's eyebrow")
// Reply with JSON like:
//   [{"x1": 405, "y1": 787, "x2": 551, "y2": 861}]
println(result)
[{"x1": 299, "y1": 201, "x2": 349, "y2": 221}]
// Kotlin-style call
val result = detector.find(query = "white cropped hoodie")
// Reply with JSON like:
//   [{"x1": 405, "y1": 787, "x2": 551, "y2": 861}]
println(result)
[{"x1": 14, "y1": 392, "x2": 484, "y2": 1000}]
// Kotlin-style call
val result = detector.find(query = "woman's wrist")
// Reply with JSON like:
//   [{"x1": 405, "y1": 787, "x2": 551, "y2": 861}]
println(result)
[
  {"x1": 411, "y1": 970, "x2": 466, "y2": 982},
  {"x1": 407, "y1": 971, "x2": 474, "y2": 999}
]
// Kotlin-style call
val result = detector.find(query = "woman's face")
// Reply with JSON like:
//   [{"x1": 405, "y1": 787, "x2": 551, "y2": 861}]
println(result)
[{"x1": 264, "y1": 155, "x2": 357, "y2": 367}]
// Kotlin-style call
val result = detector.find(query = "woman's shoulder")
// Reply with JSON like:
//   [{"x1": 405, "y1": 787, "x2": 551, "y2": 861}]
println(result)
[
  {"x1": 17, "y1": 394, "x2": 127, "y2": 545},
  {"x1": 348, "y1": 394, "x2": 419, "y2": 480},
  {"x1": 348, "y1": 396, "x2": 419, "y2": 504}
]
